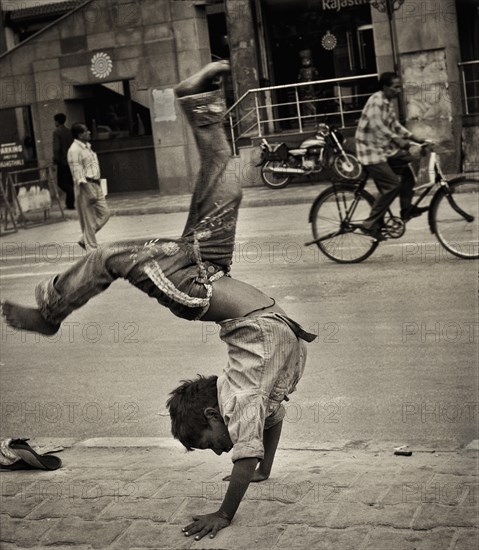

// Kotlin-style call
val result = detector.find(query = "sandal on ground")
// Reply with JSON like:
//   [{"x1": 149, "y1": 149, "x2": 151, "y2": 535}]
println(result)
[{"x1": 1, "y1": 439, "x2": 62, "y2": 471}]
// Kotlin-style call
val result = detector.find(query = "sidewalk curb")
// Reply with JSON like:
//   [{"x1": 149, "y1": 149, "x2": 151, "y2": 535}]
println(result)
[
  {"x1": 24, "y1": 437, "x2": 474, "y2": 453},
  {"x1": 61, "y1": 194, "x2": 318, "y2": 219},
  {"x1": 58, "y1": 171, "x2": 474, "y2": 219}
]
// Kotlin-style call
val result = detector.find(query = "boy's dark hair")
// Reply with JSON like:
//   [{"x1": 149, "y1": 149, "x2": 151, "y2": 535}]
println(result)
[
  {"x1": 166, "y1": 375, "x2": 218, "y2": 451},
  {"x1": 54, "y1": 113, "x2": 66, "y2": 124},
  {"x1": 379, "y1": 72, "x2": 399, "y2": 90},
  {"x1": 71, "y1": 123, "x2": 86, "y2": 139}
]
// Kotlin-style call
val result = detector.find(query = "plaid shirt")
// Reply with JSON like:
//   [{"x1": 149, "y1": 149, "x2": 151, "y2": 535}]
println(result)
[
  {"x1": 67, "y1": 139, "x2": 100, "y2": 187},
  {"x1": 355, "y1": 91, "x2": 412, "y2": 165}
]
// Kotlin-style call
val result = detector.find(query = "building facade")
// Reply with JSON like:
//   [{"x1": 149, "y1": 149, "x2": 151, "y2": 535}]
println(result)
[{"x1": 0, "y1": 0, "x2": 477, "y2": 195}]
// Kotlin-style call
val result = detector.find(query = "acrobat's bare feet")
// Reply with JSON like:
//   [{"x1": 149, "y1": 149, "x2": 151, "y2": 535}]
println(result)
[
  {"x1": 1, "y1": 301, "x2": 60, "y2": 335},
  {"x1": 175, "y1": 60, "x2": 230, "y2": 98}
]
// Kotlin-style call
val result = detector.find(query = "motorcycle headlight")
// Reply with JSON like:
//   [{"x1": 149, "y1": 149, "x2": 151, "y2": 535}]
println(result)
[{"x1": 317, "y1": 123, "x2": 329, "y2": 136}]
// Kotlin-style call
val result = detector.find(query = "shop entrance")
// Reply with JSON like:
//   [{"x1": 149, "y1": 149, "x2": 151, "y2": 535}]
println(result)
[
  {"x1": 258, "y1": 0, "x2": 377, "y2": 130},
  {"x1": 260, "y1": 0, "x2": 376, "y2": 85},
  {"x1": 73, "y1": 79, "x2": 158, "y2": 194}
]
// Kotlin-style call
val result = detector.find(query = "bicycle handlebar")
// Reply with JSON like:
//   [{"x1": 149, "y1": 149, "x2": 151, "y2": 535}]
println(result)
[{"x1": 409, "y1": 140, "x2": 434, "y2": 147}]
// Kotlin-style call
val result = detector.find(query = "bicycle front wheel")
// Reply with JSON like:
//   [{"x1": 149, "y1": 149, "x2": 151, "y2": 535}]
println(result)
[
  {"x1": 311, "y1": 184, "x2": 379, "y2": 263},
  {"x1": 332, "y1": 151, "x2": 364, "y2": 181},
  {"x1": 432, "y1": 178, "x2": 479, "y2": 259}
]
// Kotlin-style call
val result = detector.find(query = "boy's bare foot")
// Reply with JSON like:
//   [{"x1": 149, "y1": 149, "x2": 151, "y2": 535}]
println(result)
[
  {"x1": 1, "y1": 301, "x2": 60, "y2": 335},
  {"x1": 175, "y1": 60, "x2": 230, "y2": 98}
]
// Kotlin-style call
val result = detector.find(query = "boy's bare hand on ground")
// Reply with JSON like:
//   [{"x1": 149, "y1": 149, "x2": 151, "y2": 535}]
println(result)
[
  {"x1": 223, "y1": 468, "x2": 269, "y2": 482},
  {"x1": 183, "y1": 511, "x2": 231, "y2": 540}
]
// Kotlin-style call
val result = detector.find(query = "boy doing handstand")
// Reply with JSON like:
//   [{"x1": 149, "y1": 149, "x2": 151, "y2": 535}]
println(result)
[{"x1": 2, "y1": 61, "x2": 316, "y2": 539}]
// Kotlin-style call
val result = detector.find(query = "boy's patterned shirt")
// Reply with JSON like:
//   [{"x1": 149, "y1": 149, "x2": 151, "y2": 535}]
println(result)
[
  {"x1": 355, "y1": 90, "x2": 412, "y2": 165},
  {"x1": 217, "y1": 313, "x2": 313, "y2": 463}
]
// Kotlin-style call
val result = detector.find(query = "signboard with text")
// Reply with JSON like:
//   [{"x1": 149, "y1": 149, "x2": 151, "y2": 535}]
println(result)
[
  {"x1": 0, "y1": 142, "x2": 25, "y2": 170},
  {"x1": 321, "y1": 0, "x2": 370, "y2": 11}
]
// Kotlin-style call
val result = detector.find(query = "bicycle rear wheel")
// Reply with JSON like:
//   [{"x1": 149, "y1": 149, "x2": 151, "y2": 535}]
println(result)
[
  {"x1": 432, "y1": 178, "x2": 479, "y2": 259},
  {"x1": 261, "y1": 161, "x2": 291, "y2": 189},
  {"x1": 311, "y1": 183, "x2": 379, "y2": 263}
]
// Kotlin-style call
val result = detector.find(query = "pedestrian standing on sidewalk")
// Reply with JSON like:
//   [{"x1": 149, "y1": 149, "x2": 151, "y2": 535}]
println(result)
[
  {"x1": 67, "y1": 123, "x2": 110, "y2": 251},
  {"x1": 355, "y1": 72, "x2": 427, "y2": 240},
  {"x1": 52, "y1": 113, "x2": 74, "y2": 210}
]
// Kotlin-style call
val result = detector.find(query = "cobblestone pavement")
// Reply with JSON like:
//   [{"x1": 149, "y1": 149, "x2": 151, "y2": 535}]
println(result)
[{"x1": 1, "y1": 440, "x2": 477, "y2": 549}]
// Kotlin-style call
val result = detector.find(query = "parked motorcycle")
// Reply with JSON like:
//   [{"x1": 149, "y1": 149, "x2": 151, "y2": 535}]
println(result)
[{"x1": 258, "y1": 123, "x2": 364, "y2": 189}]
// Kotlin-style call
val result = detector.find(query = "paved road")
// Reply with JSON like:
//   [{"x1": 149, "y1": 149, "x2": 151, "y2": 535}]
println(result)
[{"x1": 1, "y1": 204, "x2": 477, "y2": 451}]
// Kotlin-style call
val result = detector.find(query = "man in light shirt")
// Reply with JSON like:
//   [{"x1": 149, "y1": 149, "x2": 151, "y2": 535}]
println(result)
[
  {"x1": 355, "y1": 72, "x2": 427, "y2": 240},
  {"x1": 67, "y1": 123, "x2": 110, "y2": 251}
]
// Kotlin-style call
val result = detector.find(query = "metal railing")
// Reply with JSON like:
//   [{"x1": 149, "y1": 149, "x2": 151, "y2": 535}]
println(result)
[
  {"x1": 224, "y1": 73, "x2": 378, "y2": 155},
  {"x1": 458, "y1": 61, "x2": 479, "y2": 115}
]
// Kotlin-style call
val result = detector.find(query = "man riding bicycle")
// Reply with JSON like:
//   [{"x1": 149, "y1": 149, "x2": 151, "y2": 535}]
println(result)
[{"x1": 355, "y1": 72, "x2": 427, "y2": 240}]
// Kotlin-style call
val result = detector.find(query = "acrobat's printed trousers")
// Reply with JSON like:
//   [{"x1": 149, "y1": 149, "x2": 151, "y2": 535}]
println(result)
[{"x1": 35, "y1": 89, "x2": 243, "y2": 325}]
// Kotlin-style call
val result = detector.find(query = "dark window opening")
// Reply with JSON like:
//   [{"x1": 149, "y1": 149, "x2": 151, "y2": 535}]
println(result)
[
  {"x1": 81, "y1": 80, "x2": 152, "y2": 140},
  {"x1": 456, "y1": 0, "x2": 479, "y2": 114},
  {"x1": 456, "y1": 0, "x2": 479, "y2": 62},
  {"x1": 207, "y1": 11, "x2": 230, "y2": 61}
]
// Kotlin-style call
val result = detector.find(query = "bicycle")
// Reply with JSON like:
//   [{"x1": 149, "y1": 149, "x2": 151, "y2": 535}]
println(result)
[{"x1": 305, "y1": 142, "x2": 479, "y2": 263}]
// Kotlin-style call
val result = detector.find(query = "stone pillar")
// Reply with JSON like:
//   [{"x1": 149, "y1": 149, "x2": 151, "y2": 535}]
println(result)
[
  {"x1": 224, "y1": 0, "x2": 260, "y2": 135},
  {"x1": 372, "y1": 0, "x2": 462, "y2": 171},
  {"x1": 170, "y1": 0, "x2": 210, "y2": 193},
  {"x1": 138, "y1": 0, "x2": 211, "y2": 194},
  {"x1": 370, "y1": 5, "x2": 395, "y2": 76}
]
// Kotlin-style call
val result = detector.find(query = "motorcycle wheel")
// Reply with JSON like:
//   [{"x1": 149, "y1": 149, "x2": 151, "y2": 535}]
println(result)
[
  {"x1": 261, "y1": 161, "x2": 291, "y2": 189},
  {"x1": 332, "y1": 151, "x2": 364, "y2": 181}
]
